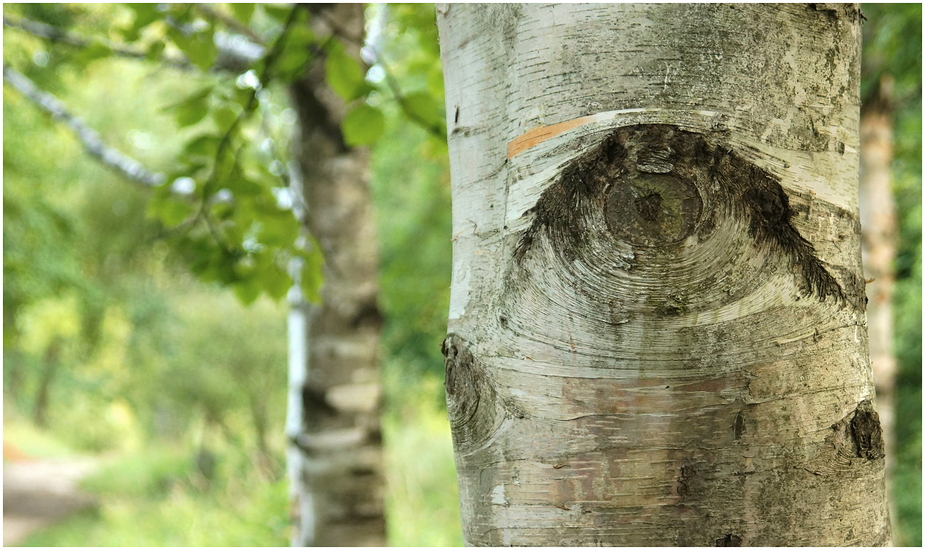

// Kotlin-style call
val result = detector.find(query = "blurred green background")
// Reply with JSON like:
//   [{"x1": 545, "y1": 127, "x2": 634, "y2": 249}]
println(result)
[{"x1": 2, "y1": 3, "x2": 920, "y2": 546}]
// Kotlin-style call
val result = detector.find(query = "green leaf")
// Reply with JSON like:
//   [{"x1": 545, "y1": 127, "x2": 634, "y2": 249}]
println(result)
[
  {"x1": 170, "y1": 26, "x2": 217, "y2": 71},
  {"x1": 164, "y1": 86, "x2": 213, "y2": 128},
  {"x1": 229, "y1": 3, "x2": 255, "y2": 24},
  {"x1": 299, "y1": 246, "x2": 324, "y2": 303},
  {"x1": 276, "y1": 48, "x2": 310, "y2": 77},
  {"x1": 159, "y1": 199, "x2": 193, "y2": 227},
  {"x1": 176, "y1": 104, "x2": 208, "y2": 128},
  {"x1": 403, "y1": 91, "x2": 443, "y2": 128},
  {"x1": 122, "y1": 3, "x2": 161, "y2": 41},
  {"x1": 262, "y1": 4, "x2": 292, "y2": 23},
  {"x1": 211, "y1": 104, "x2": 240, "y2": 131},
  {"x1": 258, "y1": 263, "x2": 292, "y2": 301},
  {"x1": 126, "y1": 3, "x2": 162, "y2": 29},
  {"x1": 80, "y1": 39, "x2": 112, "y2": 63},
  {"x1": 220, "y1": 218, "x2": 245, "y2": 245},
  {"x1": 272, "y1": 24, "x2": 314, "y2": 81},
  {"x1": 146, "y1": 40, "x2": 166, "y2": 61},
  {"x1": 427, "y1": 64, "x2": 445, "y2": 97},
  {"x1": 341, "y1": 104, "x2": 385, "y2": 146},
  {"x1": 287, "y1": 25, "x2": 315, "y2": 50},
  {"x1": 325, "y1": 43, "x2": 367, "y2": 101},
  {"x1": 146, "y1": 193, "x2": 193, "y2": 227},
  {"x1": 224, "y1": 176, "x2": 263, "y2": 197},
  {"x1": 232, "y1": 277, "x2": 261, "y2": 305},
  {"x1": 258, "y1": 214, "x2": 300, "y2": 248},
  {"x1": 181, "y1": 134, "x2": 222, "y2": 161}
]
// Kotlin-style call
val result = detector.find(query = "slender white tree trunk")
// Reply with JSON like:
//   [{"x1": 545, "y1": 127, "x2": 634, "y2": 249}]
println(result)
[
  {"x1": 287, "y1": 4, "x2": 386, "y2": 546},
  {"x1": 859, "y1": 78, "x2": 897, "y2": 468},
  {"x1": 438, "y1": 3, "x2": 890, "y2": 546}
]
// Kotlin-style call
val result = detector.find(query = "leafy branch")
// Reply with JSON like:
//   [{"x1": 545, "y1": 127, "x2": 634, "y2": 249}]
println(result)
[
  {"x1": 4, "y1": 4, "x2": 326, "y2": 304},
  {"x1": 191, "y1": 5, "x2": 303, "y2": 250},
  {"x1": 195, "y1": 3, "x2": 264, "y2": 45},
  {"x1": 312, "y1": 7, "x2": 448, "y2": 143},
  {"x1": 3, "y1": 13, "x2": 263, "y2": 73},
  {"x1": 3, "y1": 65, "x2": 166, "y2": 188},
  {"x1": 376, "y1": 53, "x2": 447, "y2": 142}
]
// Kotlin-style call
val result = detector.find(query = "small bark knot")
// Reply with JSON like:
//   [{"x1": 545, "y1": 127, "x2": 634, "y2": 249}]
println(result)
[
  {"x1": 441, "y1": 333, "x2": 483, "y2": 418},
  {"x1": 850, "y1": 400, "x2": 885, "y2": 460},
  {"x1": 441, "y1": 333, "x2": 464, "y2": 397},
  {"x1": 715, "y1": 534, "x2": 742, "y2": 547},
  {"x1": 440, "y1": 333, "x2": 504, "y2": 453}
]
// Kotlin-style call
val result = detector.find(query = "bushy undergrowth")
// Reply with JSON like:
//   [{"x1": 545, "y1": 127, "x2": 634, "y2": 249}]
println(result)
[
  {"x1": 16, "y1": 374, "x2": 464, "y2": 547},
  {"x1": 21, "y1": 441, "x2": 289, "y2": 547}
]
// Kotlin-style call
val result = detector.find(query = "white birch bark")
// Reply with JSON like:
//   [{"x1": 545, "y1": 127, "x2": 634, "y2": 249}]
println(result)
[
  {"x1": 438, "y1": 3, "x2": 890, "y2": 546},
  {"x1": 859, "y1": 79, "x2": 897, "y2": 469},
  {"x1": 287, "y1": 4, "x2": 385, "y2": 546}
]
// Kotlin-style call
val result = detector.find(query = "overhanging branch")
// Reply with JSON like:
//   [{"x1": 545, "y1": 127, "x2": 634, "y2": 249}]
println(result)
[
  {"x1": 3, "y1": 65, "x2": 166, "y2": 188},
  {"x1": 3, "y1": 15, "x2": 189, "y2": 68},
  {"x1": 4, "y1": 15, "x2": 264, "y2": 73}
]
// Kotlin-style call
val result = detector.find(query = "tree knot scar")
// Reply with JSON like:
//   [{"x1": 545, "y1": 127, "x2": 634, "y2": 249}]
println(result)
[
  {"x1": 676, "y1": 459, "x2": 696, "y2": 498},
  {"x1": 850, "y1": 400, "x2": 885, "y2": 460},
  {"x1": 635, "y1": 192, "x2": 664, "y2": 221},
  {"x1": 441, "y1": 333, "x2": 504, "y2": 453},
  {"x1": 715, "y1": 534, "x2": 743, "y2": 547},
  {"x1": 441, "y1": 333, "x2": 472, "y2": 404},
  {"x1": 740, "y1": 178, "x2": 845, "y2": 304},
  {"x1": 510, "y1": 124, "x2": 846, "y2": 306}
]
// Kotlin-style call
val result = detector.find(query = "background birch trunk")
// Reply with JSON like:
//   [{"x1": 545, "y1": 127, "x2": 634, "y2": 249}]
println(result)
[
  {"x1": 859, "y1": 76, "x2": 899, "y2": 536},
  {"x1": 287, "y1": 4, "x2": 386, "y2": 546},
  {"x1": 438, "y1": 3, "x2": 891, "y2": 546},
  {"x1": 859, "y1": 77, "x2": 898, "y2": 471}
]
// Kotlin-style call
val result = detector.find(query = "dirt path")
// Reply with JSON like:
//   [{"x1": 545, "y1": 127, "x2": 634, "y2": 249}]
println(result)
[{"x1": 3, "y1": 456, "x2": 99, "y2": 546}]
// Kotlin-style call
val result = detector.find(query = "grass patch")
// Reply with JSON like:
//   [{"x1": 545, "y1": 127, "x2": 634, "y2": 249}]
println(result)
[
  {"x1": 79, "y1": 447, "x2": 190, "y2": 498},
  {"x1": 19, "y1": 444, "x2": 289, "y2": 547},
  {"x1": 384, "y1": 374, "x2": 464, "y2": 546},
  {"x1": 3, "y1": 413, "x2": 79, "y2": 460},
  {"x1": 892, "y1": 384, "x2": 922, "y2": 546}
]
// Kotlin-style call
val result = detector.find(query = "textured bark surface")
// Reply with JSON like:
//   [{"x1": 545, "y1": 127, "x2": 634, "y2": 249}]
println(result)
[
  {"x1": 287, "y1": 4, "x2": 386, "y2": 546},
  {"x1": 438, "y1": 3, "x2": 890, "y2": 546}
]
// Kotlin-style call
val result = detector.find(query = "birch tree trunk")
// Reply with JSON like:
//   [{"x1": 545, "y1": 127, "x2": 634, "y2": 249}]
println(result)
[
  {"x1": 859, "y1": 77, "x2": 897, "y2": 472},
  {"x1": 438, "y1": 3, "x2": 891, "y2": 546},
  {"x1": 858, "y1": 77, "x2": 899, "y2": 537},
  {"x1": 287, "y1": 4, "x2": 386, "y2": 546}
]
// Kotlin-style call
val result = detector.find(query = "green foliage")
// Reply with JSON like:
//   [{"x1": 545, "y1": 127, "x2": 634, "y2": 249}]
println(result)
[
  {"x1": 373, "y1": 3, "x2": 446, "y2": 140},
  {"x1": 230, "y1": 4, "x2": 256, "y2": 26},
  {"x1": 325, "y1": 40, "x2": 372, "y2": 101},
  {"x1": 82, "y1": 448, "x2": 191, "y2": 498},
  {"x1": 3, "y1": 2, "x2": 450, "y2": 307},
  {"x1": 892, "y1": 384, "x2": 923, "y2": 546},
  {"x1": 343, "y1": 103, "x2": 386, "y2": 146},
  {"x1": 2, "y1": 412, "x2": 78, "y2": 458},
  {"x1": 4, "y1": 3, "x2": 320, "y2": 306},
  {"x1": 366, "y1": 4, "x2": 451, "y2": 386},
  {"x1": 383, "y1": 373, "x2": 463, "y2": 546},
  {"x1": 164, "y1": 86, "x2": 214, "y2": 128},
  {"x1": 861, "y1": 3, "x2": 922, "y2": 104}
]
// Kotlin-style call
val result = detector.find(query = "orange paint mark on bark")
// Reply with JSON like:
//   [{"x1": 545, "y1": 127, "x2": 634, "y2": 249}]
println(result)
[{"x1": 507, "y1": 115, "x2": 598, "y2": 158}]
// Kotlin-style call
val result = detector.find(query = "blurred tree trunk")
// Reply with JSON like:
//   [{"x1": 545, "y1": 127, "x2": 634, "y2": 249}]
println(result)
[
  {"x1": 859, "y1": 76, "x2": 898, "y2": 477},
  {"x1": 438, "y1": 3, "x2": 890, "y2": 545},
  {"x1": 32, "y1": 339, "x2": 61, "y2": 427},
  {"x1": 286, "y1": 4, "x2": 386, "y2": 546}
]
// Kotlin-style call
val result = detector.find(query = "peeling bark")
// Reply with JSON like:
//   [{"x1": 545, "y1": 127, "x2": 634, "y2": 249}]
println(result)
[{"x1": 438, "y1": 3, "x2": 889, "y2": 546}]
